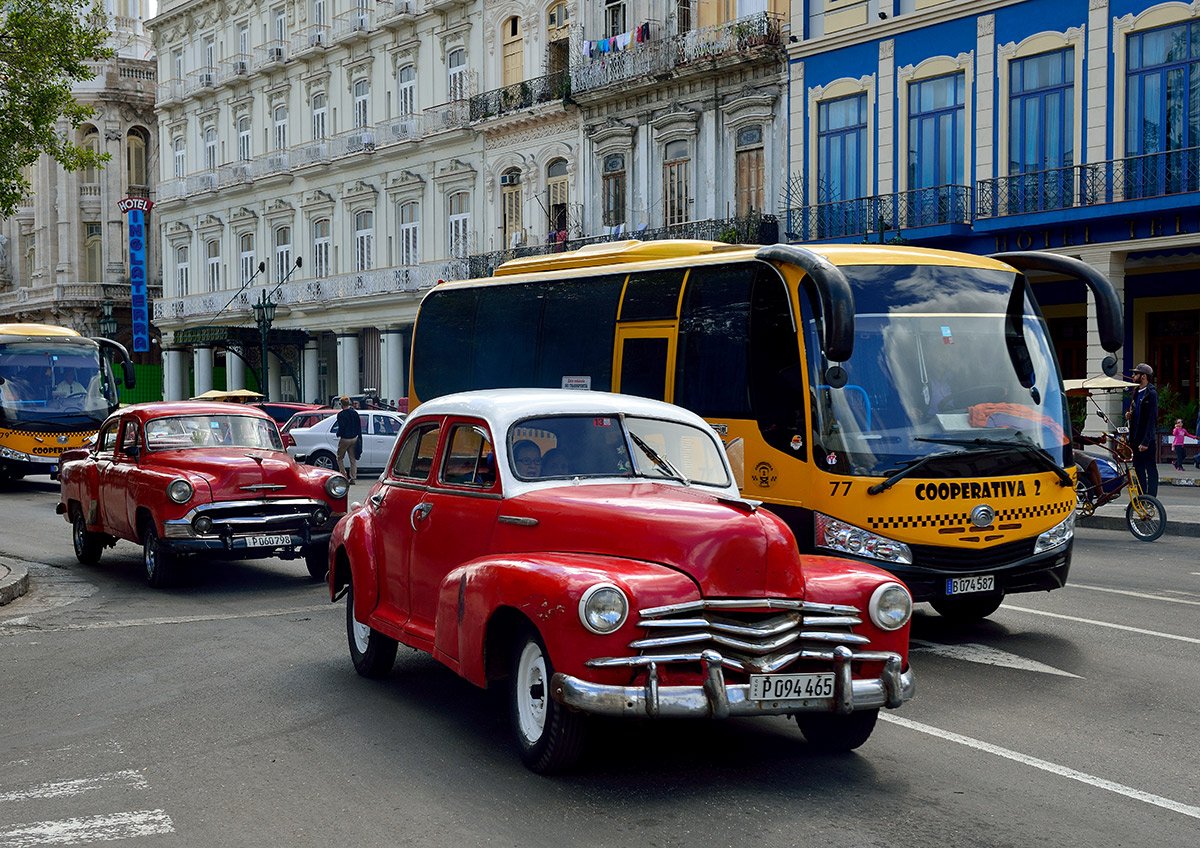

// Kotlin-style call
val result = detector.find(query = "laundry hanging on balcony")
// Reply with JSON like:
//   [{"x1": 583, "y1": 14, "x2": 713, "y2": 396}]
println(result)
[{"x1": 582, "y1": 22, "x2": 652, "y2": 58}]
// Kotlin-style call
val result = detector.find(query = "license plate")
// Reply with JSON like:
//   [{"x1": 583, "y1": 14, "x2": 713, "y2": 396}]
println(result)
[
  {"x1": 946, "y1": 575, "x2": 996, "y2": 595},
  {"x1": 748, "y1": 673, "x2": 835, "y2": 701},
  {"x1": 247, "y1": 534, "x2": 293, "y2": 548}
]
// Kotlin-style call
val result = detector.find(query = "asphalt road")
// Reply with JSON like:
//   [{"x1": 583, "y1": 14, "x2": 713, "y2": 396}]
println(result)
[{"x1": 1, "y1": 477, "x2": 1198, "y2": 847}]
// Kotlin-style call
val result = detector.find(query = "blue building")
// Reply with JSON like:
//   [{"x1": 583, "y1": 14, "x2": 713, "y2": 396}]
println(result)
[{"x1": 787, "y1": 0, "x2": 1200, "y2": 421}]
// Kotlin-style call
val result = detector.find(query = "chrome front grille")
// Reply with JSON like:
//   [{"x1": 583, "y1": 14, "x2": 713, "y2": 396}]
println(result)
[{"x1": 589, "y1": 598, "x2": 890, "y2": 675}]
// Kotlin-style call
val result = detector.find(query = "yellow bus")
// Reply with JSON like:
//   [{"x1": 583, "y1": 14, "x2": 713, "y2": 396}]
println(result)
[
  {"x1": 409, "y1": 240, "x2": 1122, "y2": 621},
  {"x1": 0, "y1": 323, "x2": 135, "y2": 480}
]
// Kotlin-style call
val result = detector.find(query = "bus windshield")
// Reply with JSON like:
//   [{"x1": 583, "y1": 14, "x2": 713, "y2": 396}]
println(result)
[
  {"x1": 803, "y1": 265, "x2": 1069, "y2": 477},
  {"x1": 0, "y1": 341, "x2": 118, "y2": 430}
]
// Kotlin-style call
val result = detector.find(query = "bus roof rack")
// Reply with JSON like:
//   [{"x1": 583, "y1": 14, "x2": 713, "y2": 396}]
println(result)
[{"x1": 491, "y1": 239, "x2": 746, "y2": 276}]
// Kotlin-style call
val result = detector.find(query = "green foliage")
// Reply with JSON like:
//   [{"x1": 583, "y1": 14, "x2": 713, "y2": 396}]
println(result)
[
  {"x1": 1155, "y1": 382, "x2": 1199, "y2": 431},
  {"x1": 0, "y1": 0, "x2": 113, "y2": 217}
]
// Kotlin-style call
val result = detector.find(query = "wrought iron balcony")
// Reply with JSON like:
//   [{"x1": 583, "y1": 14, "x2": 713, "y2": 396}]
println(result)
[
  {"x1": 468, "y1": 71, "x2": 570, "y2": 122},
  {"x1": 0, "y1": 282, "x2": 162, "y2": 314},
  {"x1": 572, "y1": 13, "x2": 781, "y2": 95},
  {"x1": 333, "y1": 8, "x2": 375, "y2": 41},
  {"x1": 786, "y1": 186, "x2": 973, "y2": 241}
]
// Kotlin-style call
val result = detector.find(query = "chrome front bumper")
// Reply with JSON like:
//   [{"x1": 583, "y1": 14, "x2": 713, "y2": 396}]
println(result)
[{"x1": 551, "y1": 646, "x2": 915, "y2": 719}]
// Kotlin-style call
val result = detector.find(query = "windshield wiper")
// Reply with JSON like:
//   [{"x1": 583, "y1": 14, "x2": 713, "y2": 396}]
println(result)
[
  {"x1": 867, "y1": 449, "x2": 973, "y2": 495},
  {"x1": 914, "y1": 434, "x2": 1073, "y2": 487},
  {"x1": 628, "y1": 432, "x2": 689, "y2": 486}
]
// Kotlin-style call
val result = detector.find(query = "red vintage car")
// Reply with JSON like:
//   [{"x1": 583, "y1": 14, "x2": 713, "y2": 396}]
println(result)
[
  {"x1": 58, "y1": 401, "x2": 350, "y2": 587},
  {"x1": 328, "y1": 389, "x2": 915, "y2": 772}
]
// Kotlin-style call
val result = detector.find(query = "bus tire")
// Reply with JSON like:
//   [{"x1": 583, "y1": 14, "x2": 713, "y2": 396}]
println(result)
[
  {"x1": 930, "y1": 594, "x2": 1003, "y2": 622},
  {"x1": 1126, "y1": 495, "x2": 1165, "y2": 542}
]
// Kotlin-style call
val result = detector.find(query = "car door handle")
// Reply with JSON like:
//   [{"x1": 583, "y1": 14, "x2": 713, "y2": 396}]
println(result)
[{"x1": 411, "y1": 502, "x2": 432, "y2": 530}]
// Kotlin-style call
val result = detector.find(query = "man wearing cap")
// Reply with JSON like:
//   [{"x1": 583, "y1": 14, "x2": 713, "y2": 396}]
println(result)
[
  {"x1": 1124, "y1": 363, "x2": 1159, "y2": 496},
  {"x1": 334, "y1": 395, "x2": 362, "y2": 484}
]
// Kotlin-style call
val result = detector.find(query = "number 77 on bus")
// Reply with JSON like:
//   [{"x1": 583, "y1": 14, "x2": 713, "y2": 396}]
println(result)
[{"x1": 409, "y1": 240, "x2": 1122, "y2": 623}]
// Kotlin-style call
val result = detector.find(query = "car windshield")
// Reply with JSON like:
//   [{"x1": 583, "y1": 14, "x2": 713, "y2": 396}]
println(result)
[
  {"x1": 510, "y1": 414, "x2": 731, "y2": 487},
  {"x1": 0, "y1": 340, "x2": 119, "y2": 429},
  {"x1": 145, "y1": 414, "x2": 284, "y2": 451},
  {"x1": 802, "y1": 265, "x2": 1069, "y2": 477}
]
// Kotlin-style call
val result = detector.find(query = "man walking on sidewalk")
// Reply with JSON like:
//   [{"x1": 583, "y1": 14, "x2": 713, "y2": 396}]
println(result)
[
  {"x1": 335, "y1": 395, "x2": 362, "y2": 484},
  {"x1": 1125, "y1": 363, "x2": 1159, "y2": 496}
]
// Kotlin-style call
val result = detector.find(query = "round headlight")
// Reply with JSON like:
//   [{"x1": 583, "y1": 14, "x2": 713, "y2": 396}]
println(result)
[
  {"x1": 325, "y1": 474, "x2": 350, "y2": 499},
  {"x1": 578, "y1": 583, "x2": 629, "y2": 635},
  {"x1": 167, "y1": 478, "x2": 193, "y2": 504},
  {"x1": 193, "y1": 515, "x2": 214, "y2": 535},
  {"x1": 869, "y1": 582, "x2": 913, "y2": 631}
]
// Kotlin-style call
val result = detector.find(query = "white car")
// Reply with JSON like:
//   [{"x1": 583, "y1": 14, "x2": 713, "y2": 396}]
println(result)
[{"x1": 287, "y1": 410, "x2": 405, "y2": 475}]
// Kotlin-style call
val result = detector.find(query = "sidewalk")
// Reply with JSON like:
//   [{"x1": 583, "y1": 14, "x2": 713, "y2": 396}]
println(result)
[{"x1": 1075, "y1": 465, "x2": 1200, "y2": 537}]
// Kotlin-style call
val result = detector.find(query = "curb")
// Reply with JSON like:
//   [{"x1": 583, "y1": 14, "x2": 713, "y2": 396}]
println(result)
[
  {"x1": 1076, "y1": 514, "x2": 1200, "y2": 538},
  {"x1": 0, "y1": 560, "x2": 30, "y2": 606}
]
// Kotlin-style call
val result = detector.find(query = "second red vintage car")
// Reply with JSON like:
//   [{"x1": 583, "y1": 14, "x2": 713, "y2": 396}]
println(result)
[
  {"x1": 58, "y1": 401, "x2": 350, "y2": 587},
  {"x1": 329, "y1": 389, "x2": 915, "y2": 772}
]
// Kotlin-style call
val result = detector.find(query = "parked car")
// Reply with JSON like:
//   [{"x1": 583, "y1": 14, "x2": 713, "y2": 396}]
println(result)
[
  {"x1": 250, "y1": 401, "x2": 323, "y2": 426},
  {"x1": 327, "y1": 389, "x2": 915, "y2": 773},
  {"x1": 57, "y1": 402, "x2": 350, "y2": 587},
  {"x1": 287, "y1": 409, "x2": 405, "y2": 475},
  {"x1": 280, "y1": 408, "x2": 338, "y2": 450}
]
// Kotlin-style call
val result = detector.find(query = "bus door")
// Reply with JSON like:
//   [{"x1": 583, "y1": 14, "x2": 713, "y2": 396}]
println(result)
[{"x1": 613, "y1": 323, "x2": 676, "y2": 402}]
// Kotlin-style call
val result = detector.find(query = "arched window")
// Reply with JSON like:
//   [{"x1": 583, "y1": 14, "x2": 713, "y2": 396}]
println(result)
[
  {"x1": 602, "y1": 152, "x2": 626, "y2": 228},
  {"x1": 546, "y1": 3, "x2": 569, "y2": 75},
  {"x1": 502, "y1": 17, "x2": 523, "y2": 87},
  {"x1": 398, "y1": 202, "x2": 420, "y2": 265},
  {"x1": 273, "y1": 104, "x2": 288, "y2": 150},
  {"x1": 312, "y1": 93, "x2": 328, "y2": 140},
  {"x1": 82, "y1": 129, "x2": 100, "y2": 186},
  {"x1": 501, "y1": 168, "x2": 523, "y2": 247},
  {"x1": 397, "y1": 65, "x2": 416, "y2": 117},
  {"x1": 175, "y1": 245, "x2": 190, "y2": 297},
  {"x1": 237, "y1": 116, "x2": 252, "y2": 161},
  {"x1": 547, "y1": 158, "x2": 569, "y2": 235},
  {"x1": 126, "y1": 129, "x2": 147, "y2": 187},
  {"x1": 447, "y1": 191, "x2": 470, "y2": 257},
  {"x1": 172, "y1": 136, "x2": 185, "y2": 179},
  {"x1": 203, "y1": 126, "x2": 218, "y2": 170},
  {"x1": 354, "y1": 210, "x2": 373, "y2": 271},
  {"x1": 353, "y1": 79, "x2": 369, "y2": 128},
  {"x1": 239, "y1": 232, "x2": 256, "y2": 285},
  {"x1": 83, "y1": 222, "x2": 102, "y2": 281},
  {"x1": 735, "y1": 124, "x2": 765, "y2": 216},
  {"x1": 313, "y1": 218, "x2": 331, "y2": 277},
  {"x1": 274, "y1": 226, "x2": 292, "y2": 282},
  {"x1": 206, "y1": 239, "x2": 221, "y2": 291},
  {"x1": 663, "y1": 140, "x2": 690, "y2": 226},
  {"x1": 448, "y1": 48, "x2": 467, "y2": 101}
]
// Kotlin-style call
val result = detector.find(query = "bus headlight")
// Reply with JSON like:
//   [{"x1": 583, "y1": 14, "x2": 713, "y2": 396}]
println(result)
[
  {"x1": 815, "y1": 513, "x2": 912, "y2": 565},
  {"x1": 578, "y1": 584, "x2": 628, "y2": 634},
  {"x1": 869, "y1": 582, "x2": 913, "y2": 631},
  {"x1": 167, "y1": 478, "x2": 193, "y2": 504},
  {"x1": 1034, "y1": 512, "x2": 1075, "y2": 554}
]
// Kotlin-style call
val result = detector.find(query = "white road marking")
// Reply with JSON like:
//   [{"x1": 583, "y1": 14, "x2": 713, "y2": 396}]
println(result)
[
  {"x1": 0, "y1": 810, "x2": 174, "y2": 847},
  {"x1": 0, "y1": 604, "x2": 336, "y2": 637},
  {"x1": 1070, "y1": 583, "x2": 1200, "y2": 606},
  {"x1": 880, "y1": 714, "x2": 1200, "y2": 821},
  {"x1": 0, "y1": 771, "x2": 147, "y2": 804},
  {"x1": 1004, "y1": 605, "x2": 1200, "y2": 645},
  {"x1": 909, "y1": 640, "x2": 1080, "y2": 678}
]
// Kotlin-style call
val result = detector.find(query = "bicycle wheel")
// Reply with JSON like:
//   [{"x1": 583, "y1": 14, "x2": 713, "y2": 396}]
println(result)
[{"x1": 1125, "y1": 494, "x2": 1166, "y2": 542}]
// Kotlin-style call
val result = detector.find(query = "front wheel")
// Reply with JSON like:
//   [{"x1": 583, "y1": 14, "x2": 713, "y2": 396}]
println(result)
[
  {"x1": 930, "y1": 594, "x2": 1004, "y2": 622},
  {"x1": 795, "y1": 709, "x2": 879, "y2": 752},
  {"x1": 510, "y1": 628, "x2": 587, "y2": 774},
  {"x1": 72, "y1": 511, "x2": 104, "y2": 566},
  {"x1": 346, "y1": 581, "x2": 397, "y2": 678},
  {"x1": 142, "y1": 523, "x2": 174, "y2": 588},
  {"x1": 304, "y1": 544, "x2": 328, "y2": 581},
  {"x1": 1126, "y1": 495, "x2": 1166, "y2": 541},
  {"x1": 309, "y1": 451, "x2": 337, "y2": 470}
]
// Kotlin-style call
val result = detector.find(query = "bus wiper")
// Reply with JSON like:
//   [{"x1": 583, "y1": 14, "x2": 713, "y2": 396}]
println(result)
[
  {"x1": 629, "y1": 432, "x2": 689, "y2": 486},
  {"x1": 867, "y1": 450, "x2": 971, "y2": 495},
  {"x1": 914, "y1": 434, "x2": 1073, "y2": 487}
]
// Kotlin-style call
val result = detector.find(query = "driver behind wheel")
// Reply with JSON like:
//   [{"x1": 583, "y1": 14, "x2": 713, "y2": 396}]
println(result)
[{"x1": 53, "y1": 367, "x2": 86, "y2": 398}]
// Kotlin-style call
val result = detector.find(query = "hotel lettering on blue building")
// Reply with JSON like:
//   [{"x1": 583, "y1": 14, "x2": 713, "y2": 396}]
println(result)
[{"x1": 787, "y1": 0, "x2": 1200, "y2": 407}]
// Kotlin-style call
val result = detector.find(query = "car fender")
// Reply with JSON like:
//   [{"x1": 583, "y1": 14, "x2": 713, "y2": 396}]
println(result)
[
  {"x1": 434, "y1": 553, "x2": 700, "y2": 688},
  {"x1": 800, "y1": 554, "x2": 912, "y2": 663},
  {"x1": 329, "y1": 507, "x2": 383, "y2": 618}
]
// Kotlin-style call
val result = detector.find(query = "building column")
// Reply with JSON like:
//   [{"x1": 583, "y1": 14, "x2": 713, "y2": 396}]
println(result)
[
  {"x1": 163, "y1": 348, "x2": 187, "y2": 401},
  {"x1": 1077, "y1": 248, "x2": 1127, "y2": 435},
  {"x1": 192, "y1": 346, "x2": 213, "y2": 396},
  {"x1": 226, "y1": 349, "x2": 246, "y2": 390},
  {"x1": 303, "y1": 340, "x2": 320, "y2": 404},
  {"x1": 336, "y1": 332, "x2": 360, "y2": 397},
  {"x1": 381, "y1": 327, "x2": 405, "y2": 406}
]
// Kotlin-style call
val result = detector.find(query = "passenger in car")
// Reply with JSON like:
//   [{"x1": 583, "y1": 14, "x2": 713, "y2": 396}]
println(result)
[
  {"x1": 541, "y1": 448, "x2": 570, "y2": 477},
  {"x1": 512, "y1": 439, "x2": 542, "y2": 478}
]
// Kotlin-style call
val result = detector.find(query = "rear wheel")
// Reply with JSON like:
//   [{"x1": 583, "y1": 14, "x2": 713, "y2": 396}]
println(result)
[
  {"x1": 304, "y1": 544, "x2": 328, "y2": 581},
  {"x1": 71, "y1": 510, "x2": 104, "y2": 565},
  {"x1": 1126, "y1": 494, "x2": 1166, "y2": 541},
  {"x1": 510, "y1": 627, "x2": 587, "y2": 774},
  {"x1": 142, "y1": 523, "x2": 174, "y2": 588},
  {"x1": 795, "y1": 709, "x2": 879, "y2": 752},
  {"x1": 930, "y1": 594, "x2": 1004, "y2": 622},
  {"x1": 309, "y1": 451, "x2": 337, "y2": 470},
  {"x1": 346, "y1": 581, "x2": 397, "y2": 678}
]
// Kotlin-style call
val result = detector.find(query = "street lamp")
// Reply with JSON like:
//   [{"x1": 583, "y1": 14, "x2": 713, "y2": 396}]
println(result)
[
  {"x1": 99, "y1": 300, "x2": 118, "y2": 339},
  {"x1": 251, "y1": 290, "x2": 277, "y2": 401}
]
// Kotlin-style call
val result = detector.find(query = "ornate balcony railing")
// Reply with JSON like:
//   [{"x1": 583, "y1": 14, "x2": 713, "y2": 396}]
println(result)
[
  {"x1": 333, "y1": 8, "x2": 375, "y2": 41},
  {"x1": 0, "y1": 282, "x2": 162, "y2": 313},
  {"x1": 469, "y1": 71, "x2": 570, "y2": 122},
  {"x1": 572, "y1": 13, "x2": 781, "y2": 94},
  {"x1": 787, "y1": 186, "x2": 972, "y2": 240}
]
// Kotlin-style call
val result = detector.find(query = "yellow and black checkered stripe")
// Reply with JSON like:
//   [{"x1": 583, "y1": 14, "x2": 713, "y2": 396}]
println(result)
[
  {"x1": 996, "y1": 500, "x2": 1074, "y2": 522},
  {"x1": 869, "y1": 513, "x2": 970, "y2": 530}
]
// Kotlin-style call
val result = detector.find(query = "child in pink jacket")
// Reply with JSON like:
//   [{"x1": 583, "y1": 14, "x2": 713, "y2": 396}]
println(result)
[{"x1": 1171, "y1": 419, "x2": 1195, "y2": 470}]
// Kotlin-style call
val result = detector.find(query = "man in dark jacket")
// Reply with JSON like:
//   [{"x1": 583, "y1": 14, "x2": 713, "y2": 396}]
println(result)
[
  {"x1": 1124, "y1": 362, "x2": 1159, "y2": 496},
  {"x1": 335, "y1": 395, "x2": 362, "y2": 483}
]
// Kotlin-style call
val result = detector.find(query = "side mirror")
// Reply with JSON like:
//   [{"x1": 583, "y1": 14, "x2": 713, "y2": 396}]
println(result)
[
  {"x1": 124, "y1": 444, "x2": 141, "y2": 461},
  {"x1": 293, "y1": 453, "x2": 307, "y2": 464}
]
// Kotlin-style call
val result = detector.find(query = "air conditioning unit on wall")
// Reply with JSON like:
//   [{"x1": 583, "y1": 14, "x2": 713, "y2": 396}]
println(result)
[
  {"x1": 499, "y1": 173, "x2": 520, "y2": 186},
  {"x1": 309, "y1": 32, "x2": 325, "y2": 47},
  {"x1": 232, "y1": 60, "x2": 248, "y2": 75},
  {"x1": 268, "y1": 46, "x2": 284, "y2": 62}
]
